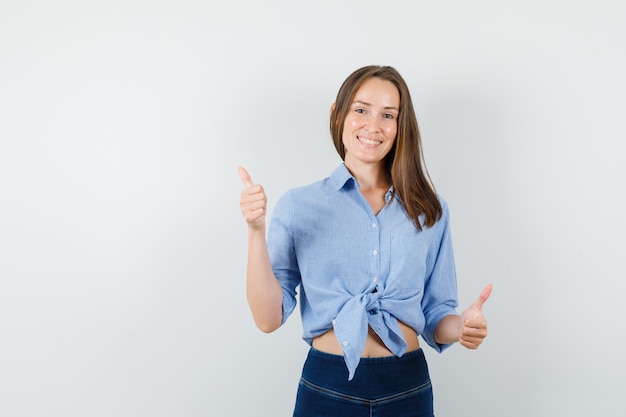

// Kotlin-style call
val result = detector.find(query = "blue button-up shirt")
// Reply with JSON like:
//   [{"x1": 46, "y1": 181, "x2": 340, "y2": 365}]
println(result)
[{"x1": 268, "y1": 164, "x2": 458, "y2": 380}]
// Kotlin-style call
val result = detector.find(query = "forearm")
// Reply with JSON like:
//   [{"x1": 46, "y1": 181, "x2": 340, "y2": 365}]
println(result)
[
  {"x1": 433, "y1": 314, "x2": 462, "y2": 345},
  {"x1": 246, "y1": 226, "x2": 284, "y2": 333}
]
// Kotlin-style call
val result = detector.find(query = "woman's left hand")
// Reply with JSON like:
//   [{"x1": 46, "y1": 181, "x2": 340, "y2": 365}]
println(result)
[{"x1": 458, "y1": 284, "x2": 493, "y2": 349}]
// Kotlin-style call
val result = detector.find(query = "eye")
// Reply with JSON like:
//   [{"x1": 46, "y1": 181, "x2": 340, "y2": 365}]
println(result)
[
  {"x1": 383, "y1": 113, "x2": 395, "y2": 119},
  {"x1": 355, "y1": 108, "x2": 366, "y2": 114}
]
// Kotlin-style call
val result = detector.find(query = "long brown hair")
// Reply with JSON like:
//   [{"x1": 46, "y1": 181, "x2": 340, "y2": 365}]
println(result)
[{"x1": 330, "y1": 65, "x2": 442, "y2": 230}]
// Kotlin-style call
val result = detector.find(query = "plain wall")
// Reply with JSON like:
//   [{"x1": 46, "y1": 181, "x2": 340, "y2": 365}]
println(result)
[{"x1": 1, "y1": 1, "x2": 624, "y2": 416}]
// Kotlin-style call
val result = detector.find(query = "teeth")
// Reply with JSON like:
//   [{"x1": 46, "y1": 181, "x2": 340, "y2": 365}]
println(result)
[{"x1": 358, "y1": 136, "x2": 381, "y2": 145}]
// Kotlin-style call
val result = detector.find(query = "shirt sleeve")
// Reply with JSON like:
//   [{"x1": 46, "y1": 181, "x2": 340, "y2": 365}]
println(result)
[
  {"x1": 267, "y1": 191, "x2": 301, "y2": 325},
  {"x1": 420, "y1": 198, "x2": 459, "y2": 352}
]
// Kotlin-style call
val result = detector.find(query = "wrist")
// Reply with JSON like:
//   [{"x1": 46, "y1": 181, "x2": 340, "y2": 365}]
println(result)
[
  {"x1": 248, "y1": 223, "x2": 266, "y2": 235},
  {"x1": 434, "y1": 314, "x2": 462, "y2": 345}
]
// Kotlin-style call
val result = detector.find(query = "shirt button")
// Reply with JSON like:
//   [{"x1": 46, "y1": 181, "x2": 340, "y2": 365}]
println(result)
[
  {"x1": 342, "y1": 341, "x2": 349, "y2": 347},
  {"x1": 332, "y1": 319, "x2": 337, "y2": 325},
  {"x1": 372, "y1": 250, "x2": 378, "y2": 256},
  {"x1": 372, "y1": 277, "x2": 377, "y2": 282},
  {"x1": 371, "y1": 223, "x2": 377, "y2": 228}
]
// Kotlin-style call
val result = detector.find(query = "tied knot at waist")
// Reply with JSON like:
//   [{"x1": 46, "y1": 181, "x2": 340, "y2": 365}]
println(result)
[{"x1": 332, "y1": 291, "x2": 409, "y2": 380}]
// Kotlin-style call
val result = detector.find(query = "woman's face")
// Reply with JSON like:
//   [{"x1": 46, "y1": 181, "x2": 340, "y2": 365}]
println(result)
[{"x1": 342, "y1": 77, "x2": 400, "y2": 170}]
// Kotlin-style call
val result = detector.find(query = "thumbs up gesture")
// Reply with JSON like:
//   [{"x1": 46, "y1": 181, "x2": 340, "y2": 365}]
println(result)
[
  {"x1": 238, "y1": 166, "x2": 267, "y2": 230},
  {"x1": 458, "y1": 284, "x2": 493, "y2": 349}
]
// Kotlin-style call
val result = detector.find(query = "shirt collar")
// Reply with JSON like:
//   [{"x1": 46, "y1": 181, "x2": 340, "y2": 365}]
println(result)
[
  {"x1": 329, "y1": 164, "x2": 396, "y2": 201},
  {"x1": 329, "y1": 164, "x2": 355, "y2": 191}
]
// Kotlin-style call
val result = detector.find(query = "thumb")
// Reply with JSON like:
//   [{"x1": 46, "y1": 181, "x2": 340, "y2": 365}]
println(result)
[
  {"x1": 471, "y1": 284, "x2": 493, "y2": 317},
  {"x1": 238, "y1": 165, "x2": 254, "y2": 188}
]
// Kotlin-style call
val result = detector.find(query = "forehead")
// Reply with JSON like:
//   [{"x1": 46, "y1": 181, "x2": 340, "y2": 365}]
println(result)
[{"x1": 353, "y1": 77, "x2": 400, "y2": 107}]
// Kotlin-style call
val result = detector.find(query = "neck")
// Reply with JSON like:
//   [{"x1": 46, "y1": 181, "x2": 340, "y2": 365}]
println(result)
[{"x1": 344, "y1": 160, "x2": 389, "y2": 190}]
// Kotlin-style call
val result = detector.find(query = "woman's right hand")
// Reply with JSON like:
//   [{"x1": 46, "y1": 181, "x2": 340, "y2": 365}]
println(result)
[{"x1": 238, "y1": 166, "x2": 267, "y2": 230}]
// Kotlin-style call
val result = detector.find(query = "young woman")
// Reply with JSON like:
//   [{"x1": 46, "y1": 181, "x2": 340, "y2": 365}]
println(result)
[{"x1": 239, "y1": 65, "x2": 492, "y2": 417}]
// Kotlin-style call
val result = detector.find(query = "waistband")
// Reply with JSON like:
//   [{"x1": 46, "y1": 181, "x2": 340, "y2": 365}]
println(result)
[{"x1": 301, "y1": 348, "x2": 430, "y2": 399}]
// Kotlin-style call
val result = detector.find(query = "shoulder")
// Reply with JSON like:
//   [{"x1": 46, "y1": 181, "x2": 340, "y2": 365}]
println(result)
[
  {"x1": 272, "y1": 176, "x2": 332, "y2": 217},
  {"x1": 438, "y1": 194, "x2": 450, "y2": 217},
  {"x1": 280, "y1": 177, "x2": 330, "y2": 200},
  {"x1": 278, "y1": 165, "x2": 346, "y2": 204},
  {"x1": 424, "y1": 194, "x2": 450, "y2": 232}
]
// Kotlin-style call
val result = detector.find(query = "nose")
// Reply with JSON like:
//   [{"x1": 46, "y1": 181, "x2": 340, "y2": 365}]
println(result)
[{"x1": 365, "y1": 114, "x2": 381, "y2": 132}]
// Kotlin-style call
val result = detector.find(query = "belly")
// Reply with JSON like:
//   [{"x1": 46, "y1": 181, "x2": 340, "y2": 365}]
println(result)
[{"x1": 312, "y1": 321, "x2": 420, "y2": 357}]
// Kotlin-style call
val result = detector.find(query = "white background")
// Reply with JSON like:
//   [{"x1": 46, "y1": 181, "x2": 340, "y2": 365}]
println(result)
[{"x1": 1, "y1": 1, "x2": 625, "y2": 416}]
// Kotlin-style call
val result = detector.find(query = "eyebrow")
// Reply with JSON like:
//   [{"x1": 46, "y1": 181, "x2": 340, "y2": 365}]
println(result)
[{"x1": 352, "y1": 100, "x2": 399, "y2": 111}]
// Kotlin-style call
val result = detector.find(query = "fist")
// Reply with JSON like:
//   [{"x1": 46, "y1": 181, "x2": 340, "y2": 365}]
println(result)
[
  {"x1": 238, "y1": 166, "x2": 267, "y2": 230},
  {"x1": 459, "y1": 284, "x2": 492, "y2": 349}
]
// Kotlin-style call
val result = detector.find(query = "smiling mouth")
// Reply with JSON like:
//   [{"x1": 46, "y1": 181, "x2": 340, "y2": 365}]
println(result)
[{"x1": 357, "y1": 136, "x2": 382, "y2": 146}]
